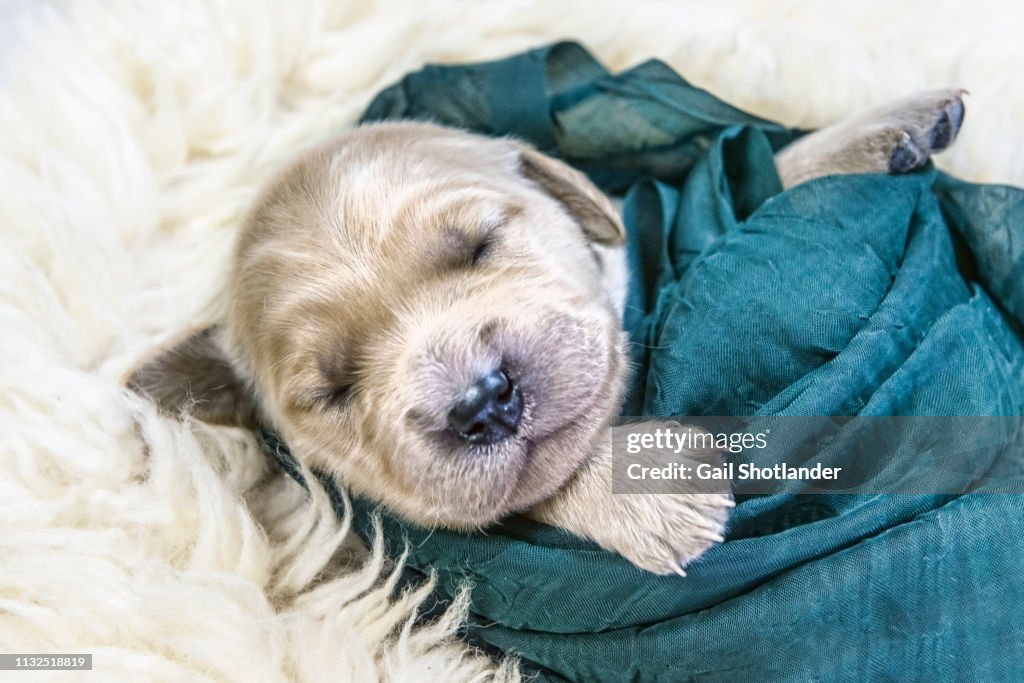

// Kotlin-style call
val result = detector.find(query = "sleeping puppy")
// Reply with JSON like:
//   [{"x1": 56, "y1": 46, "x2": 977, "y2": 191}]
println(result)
[{"x1": 127, "y1": 89, "x2": 965, "y2": 575}]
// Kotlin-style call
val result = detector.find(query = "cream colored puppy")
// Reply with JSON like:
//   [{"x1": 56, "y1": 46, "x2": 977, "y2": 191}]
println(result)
[{"x1": 128, "y1": 89, "x2": 964, "y2": 575}]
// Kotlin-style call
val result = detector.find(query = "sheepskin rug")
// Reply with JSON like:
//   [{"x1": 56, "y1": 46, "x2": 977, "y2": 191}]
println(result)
[{"x1": 1, "y1": 1, "x2": 1021, "y2": 680}]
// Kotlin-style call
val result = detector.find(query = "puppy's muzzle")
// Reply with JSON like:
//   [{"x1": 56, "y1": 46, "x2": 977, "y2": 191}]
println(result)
[{"x1": 447, "y1": 368, "x2": 523, "y2": 445}]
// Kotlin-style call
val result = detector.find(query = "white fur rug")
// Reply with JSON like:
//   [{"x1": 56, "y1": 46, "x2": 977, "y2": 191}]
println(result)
[{"x1": 2, "y1": 1, "x2": 1021, "y2": 681}]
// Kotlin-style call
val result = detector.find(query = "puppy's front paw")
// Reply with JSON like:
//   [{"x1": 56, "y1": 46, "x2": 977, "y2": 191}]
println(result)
[
  {"x1": 528, "y1": 421, "x2": 734, "y2": 576},
  {"x1": 605, "y1": 492, "x2": 734, "y2": 576}
]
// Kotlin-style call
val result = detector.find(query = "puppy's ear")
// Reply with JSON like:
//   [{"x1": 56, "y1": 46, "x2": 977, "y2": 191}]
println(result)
[
  {"x1": 517, "y1": 147, "x2": 625, "y2": 246},
  {"x1": 125, "y1": 326, "x2": 258, "y2": 428}
]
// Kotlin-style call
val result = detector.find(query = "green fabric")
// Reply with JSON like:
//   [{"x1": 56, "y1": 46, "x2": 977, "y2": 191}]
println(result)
[{"x1": 301, "y1": 43, "x2": 1024, "y2": 681}]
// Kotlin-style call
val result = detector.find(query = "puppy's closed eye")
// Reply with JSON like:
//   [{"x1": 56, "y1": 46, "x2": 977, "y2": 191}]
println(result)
[
  {"x1": 438, "y1": 206, "x2": 517, "y2": 270},
  {"x1": 439, "y1": 225, "x2": 498, "y2": 269},
  {"x1": 318, "y1": 355, "x2": 358, "y2": 409},
  {"x1": 434, "y1": 227, "x2": 469, "y2": 267},
  {"x1": 469, "y1": 234, "x2": 494, "y2": 266},
  {"x1": 321, "y1": 382, "x2": 356, "y2": 408}
]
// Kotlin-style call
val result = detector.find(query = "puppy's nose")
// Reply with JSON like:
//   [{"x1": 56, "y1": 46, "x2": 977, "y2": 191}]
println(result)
[{"x1": 448, "y1": 368, "x2": 523, "y2": 445}]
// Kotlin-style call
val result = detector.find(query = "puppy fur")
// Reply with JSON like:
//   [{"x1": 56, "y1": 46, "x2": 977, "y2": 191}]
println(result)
[{"x1": 128, "y1": 89, "x2": 964, "y2": 575}]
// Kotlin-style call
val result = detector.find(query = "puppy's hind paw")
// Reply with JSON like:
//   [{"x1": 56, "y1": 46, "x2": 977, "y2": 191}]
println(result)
[
  {"x1": 774, "y1": 87, "x2": 967, "y2": 188},
  {"x1": 885, "y1": 89, "x2": 966, "y2": 173}
]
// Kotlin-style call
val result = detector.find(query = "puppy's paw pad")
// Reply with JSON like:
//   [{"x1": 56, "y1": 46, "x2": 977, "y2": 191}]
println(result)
[
  {"x1": 927, "y1": 93, "x2": 965, "y2": 151},
  {"x1": 887, "y1": 132, "x2": 927, "y2": 174}
]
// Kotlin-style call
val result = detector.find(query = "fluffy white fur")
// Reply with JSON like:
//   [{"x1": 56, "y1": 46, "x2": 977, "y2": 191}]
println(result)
[{"x1": 1, "y1": 1, "x2": 1021, "y2": 680}]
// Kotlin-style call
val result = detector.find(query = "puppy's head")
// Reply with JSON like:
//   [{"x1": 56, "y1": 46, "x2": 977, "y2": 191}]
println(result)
[{"x1": 128, "y1": 121, "x2": 627, "y2": 528}]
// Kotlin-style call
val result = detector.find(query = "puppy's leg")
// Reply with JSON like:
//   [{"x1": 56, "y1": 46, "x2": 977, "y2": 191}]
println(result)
[
  {"x1": 774, "y1": 89, "x2": 966, "y2": 188},
  {"x1": 528, "y1": 436, "x2": 734, "y2": 576}
]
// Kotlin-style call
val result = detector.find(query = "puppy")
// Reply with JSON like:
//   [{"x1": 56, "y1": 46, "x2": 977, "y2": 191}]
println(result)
[{"x1": 127, "y1": 89, "x2": 965, "y2": 575}]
